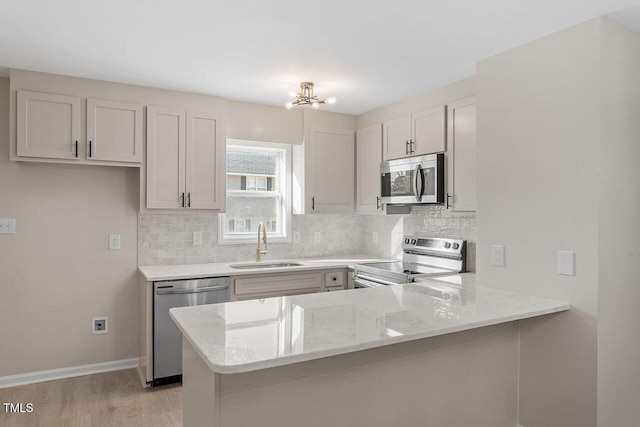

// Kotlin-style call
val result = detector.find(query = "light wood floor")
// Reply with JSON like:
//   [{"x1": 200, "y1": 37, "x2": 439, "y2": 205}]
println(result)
[{"x1": 0, "y1": 369, "x2": 182, "y2": 427}]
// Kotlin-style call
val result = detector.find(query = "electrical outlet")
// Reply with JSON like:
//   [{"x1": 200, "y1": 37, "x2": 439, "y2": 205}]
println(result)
[
  {"x1": 314, "y1": 232, "x2": 321, "y2": 244},
  {"x1": 293, "y1": 231, "x2": 301, "y2": 244},
  {"x1": 92, "y1": 317, "x2": 108, "y2": 334},
  {"x1": 372, "y1": 231, "x2": 378, "y2": 244},
  {"x1": 109, "y1": 234, "x2": 120, "y2": 250},
  {"x1": 0, "y1": 218, "x2": 16, "y2": 234},
  {"x1": 492, "y1": 245, "x2": 505, "y2": 267},
  {"x1": 193, "y1": 231, "x2": 202, "y2": 245}
]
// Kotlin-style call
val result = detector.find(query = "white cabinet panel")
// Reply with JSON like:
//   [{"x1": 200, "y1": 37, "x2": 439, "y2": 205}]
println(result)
[
  {"x1": 382, "y1": 115, "x2": 411, "y2": 161},
  {"x1": 413, "y1": 105, "x2": 446, "y2": 156},
  {"x1": 234, "y1": 273, "x2": 323, "y2": 296},
  {"x1": 356, "y1": 124, "x2": 383, "y2": 213},
  {"x1": 146, "y1": 106, "x2": 186, "y2": 209},
  {"x1": 307, "y1": 127, "x2": 355, "y2": 212},
  {"x1": 16, "y1": 90, "x2": 81, "y2": 160},
  {"x1": 447, "y1": 97, "x2": 476, "y2": 211},
  {"x1": 186, "y1": 112, "x2": 223, "y2": 210},
  {"x1": 86, "y1": 98, "x2": 143, "y2": 163}
]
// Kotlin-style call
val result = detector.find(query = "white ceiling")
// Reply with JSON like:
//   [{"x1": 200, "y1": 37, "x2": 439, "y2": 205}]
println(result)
[{"x1": 0, "y1": 0, "x2": 639, "y2": 115}]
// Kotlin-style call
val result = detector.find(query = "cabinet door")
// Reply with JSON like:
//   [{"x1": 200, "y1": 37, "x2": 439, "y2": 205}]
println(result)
[
  {"x1": 86, "y1": 98, "x2": 143, "y2": 163},
  {"x1": 447, "y1": 97, "x2": 476, "y2": 211},
  {"x1": 356, "y1": 124, "x2": 383, "y2": 213},
  {"x1": 185, "y1": 112, "x2": 224, "y2": 210},
  {"x1": 382, "y1": 115, "x2": 411, "y2": 160},
  {"x1": 307, "y1": 127, "x2": 355, "y2": 213},
  {"x1": 146, "y1": 106, "x2": 186, "y2": 209},
  {"x1": 16, "y1": 90, "x2": 81, "y2": 160},
  {"x1": 412, "y1": 105, "x2": 446, "y2": 156}
]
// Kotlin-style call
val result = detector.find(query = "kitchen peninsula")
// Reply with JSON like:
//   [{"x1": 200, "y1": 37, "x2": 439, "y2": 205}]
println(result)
[{"x1": 170, "y1": 276, "x2": 569, "y2": 427}]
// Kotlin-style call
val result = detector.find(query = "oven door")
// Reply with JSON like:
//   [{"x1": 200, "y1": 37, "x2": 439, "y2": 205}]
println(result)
[
  {"x1": 380, "y1": 153, "x2": 443, "y2": 204},
  {"x1": 354, "y1": 277, "x2": 387, "y2": 288}
]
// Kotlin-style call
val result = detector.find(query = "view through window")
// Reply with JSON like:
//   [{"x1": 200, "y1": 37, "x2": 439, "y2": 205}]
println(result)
[{"x1": 220, "y1": 141, "x2": 291, "y2": 243}]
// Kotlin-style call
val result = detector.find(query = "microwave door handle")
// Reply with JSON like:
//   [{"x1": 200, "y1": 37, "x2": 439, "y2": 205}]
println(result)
[{"x1": 414, "y1": 164, "x2": 423, "y2": 202}]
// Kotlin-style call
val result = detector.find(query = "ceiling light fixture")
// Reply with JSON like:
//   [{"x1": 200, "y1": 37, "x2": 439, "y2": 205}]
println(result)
[{"x1": 285, "y1": 82, "x2": 337, "y2": 110}]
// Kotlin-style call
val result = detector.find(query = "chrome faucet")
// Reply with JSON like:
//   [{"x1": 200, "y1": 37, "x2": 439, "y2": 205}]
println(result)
[{"x1": 256, "y1": 222, "x2": 268, "y2": 262}]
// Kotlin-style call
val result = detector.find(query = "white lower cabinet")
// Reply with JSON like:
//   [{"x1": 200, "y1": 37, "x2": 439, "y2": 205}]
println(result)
[
  {"x1": 446, "y1": 96, "x2": 477, "y2": 211},
  {"x1": 232, "y1": 269, "x2": 348, "y2": 301}
]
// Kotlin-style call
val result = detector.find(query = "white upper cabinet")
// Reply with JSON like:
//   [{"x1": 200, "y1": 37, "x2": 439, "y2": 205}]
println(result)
[
  {"x1": 446, "y1": 97, "x2": 476, "y2": 211},
  {"x1": 356, "y1": 124, "x2": 383, "y2": 213},
  {"x1": 146, "y1": 106, "x2": 186, "y2": 209},
  {"x1": 185, "y1": 111, "x2": 224, "y2": 210},
  {"x1": 307, "y1": 126, "x2": 355, "y2": 213},
  {"x1": 412, "y1": 105, "x2": 446, "y2": 156},
  {"x1": 86, "y1": 98, "x2": 143, "y2": 163},
  {"x1": 146, "y1": 106, "x2": 224, "y2": 210},
  {"x1": 17, "y1": 90, "x2": 81, "y2": 160},
  {"x1": 383, "y1": 105, "x2": 446, "y2": 160}
]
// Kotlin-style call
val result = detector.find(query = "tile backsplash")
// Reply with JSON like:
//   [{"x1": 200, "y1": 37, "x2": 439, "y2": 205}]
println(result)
[{"x1": 138, "y1": 207, "x2": 476, "y2": 271}]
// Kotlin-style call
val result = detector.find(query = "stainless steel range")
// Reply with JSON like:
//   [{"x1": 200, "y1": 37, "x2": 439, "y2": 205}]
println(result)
[{"x1": 354, "y1": 236, "x2": 466, "y2": 288}]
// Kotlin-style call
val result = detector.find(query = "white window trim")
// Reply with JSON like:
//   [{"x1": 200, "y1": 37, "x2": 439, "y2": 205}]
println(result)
[{"x1": 218, "y1": 139, "x2": 292, "y2": 245}]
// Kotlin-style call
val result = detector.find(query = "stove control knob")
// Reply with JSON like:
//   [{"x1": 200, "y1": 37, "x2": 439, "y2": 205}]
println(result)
[
  {"x1": 404, "y1": 238, "x2": 410, "y2": 244},
  {"x1": 452, "y1": 243, "x2": 460, "y2": 250},
  {"x1": 411, "y1": 239, "x2": 417, "y2": 245},
  {"x1": 444, "y1": 242, "x2": 452, "y2": 249}
]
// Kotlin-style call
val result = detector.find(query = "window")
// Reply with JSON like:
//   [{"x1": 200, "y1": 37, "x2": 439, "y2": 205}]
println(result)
[{"x1": 219, "y1": 140, "x2": 292, "y2": 243}]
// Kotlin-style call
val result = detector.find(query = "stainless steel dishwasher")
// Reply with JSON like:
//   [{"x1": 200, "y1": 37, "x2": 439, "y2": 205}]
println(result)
[{"x1": 153, "y1": 277, "x2": 230, "y2": 386}]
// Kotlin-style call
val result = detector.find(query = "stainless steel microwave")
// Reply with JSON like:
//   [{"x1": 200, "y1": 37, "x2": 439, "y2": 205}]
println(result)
[{"x1": 380, "y1": 153, "x2": 445, "y2": 205}]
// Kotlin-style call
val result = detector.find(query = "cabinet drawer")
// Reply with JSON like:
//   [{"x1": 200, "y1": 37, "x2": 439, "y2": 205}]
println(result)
[
  {"x1": 325, "y1": 271, "x2": 345, "y2": 288},
  {"x1": 234, "y1": 273, "x2": 323, "y2": 296}
]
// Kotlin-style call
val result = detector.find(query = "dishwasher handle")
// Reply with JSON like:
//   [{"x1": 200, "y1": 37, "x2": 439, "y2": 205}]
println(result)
[{"x1": 156, "y1": 284, "x2": 229, "y2": 295}]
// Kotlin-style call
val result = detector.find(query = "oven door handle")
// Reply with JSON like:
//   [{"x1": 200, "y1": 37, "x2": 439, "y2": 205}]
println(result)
[
  {"x1": 356, "y1": 273, "x2": 402, "y2": 287},
  {"x1": 414, "y1": 164, "x2": 423, "y2": 202},
  {"x1": 354, "y1": 278, "x2": 384, "y2": 288}
]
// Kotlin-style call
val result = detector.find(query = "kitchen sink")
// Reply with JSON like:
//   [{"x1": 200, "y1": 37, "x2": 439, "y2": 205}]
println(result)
[{"x1": 229, "y1": 261, "x2": 303, "y2": 270}]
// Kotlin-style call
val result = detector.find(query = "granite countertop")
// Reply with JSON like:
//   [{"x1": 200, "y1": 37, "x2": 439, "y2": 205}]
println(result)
[
  {"x1": 139, "y1": 256, "x2": 391, "y2": 282},
  {"x1": 169, "y1": 274, "x2": 570, "y2": 374}
]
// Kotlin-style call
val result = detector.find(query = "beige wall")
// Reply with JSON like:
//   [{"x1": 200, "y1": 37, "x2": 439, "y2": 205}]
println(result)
[
  {"x1": 357, "y1": 76, "x2": 475, "y2": 129},
  {"x1": 227, "y1": 100, "x2": 303, "y2": 145},
  {"x1": 0, "y1": 77, "x2": 140, "y2": 376},
  {"x1": 477, "y1": 20, "x2": 602, "y2": 426},
  {"x1": 597, "y1": 19, "x2": 640, "y2": 427}
]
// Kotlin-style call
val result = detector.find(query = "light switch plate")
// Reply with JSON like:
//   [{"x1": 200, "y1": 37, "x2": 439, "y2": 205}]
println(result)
[
  {"x1": 492, "y1": 245, "x2": 505, "y2": 267},
  {"x1": 558, "y1": 251, "x2": 575, "y2": 276},
  {"x1": 193, "y1": 231, "x2": 202, "y2": 245},
  {"x1": 0, "y1": 218, "x2": 16, "y2": 234}
]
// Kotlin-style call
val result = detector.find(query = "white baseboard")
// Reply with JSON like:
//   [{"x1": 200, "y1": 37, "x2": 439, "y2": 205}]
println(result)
[{"x1": 0, "y1": 358, "x2": 139, "y2": 389}]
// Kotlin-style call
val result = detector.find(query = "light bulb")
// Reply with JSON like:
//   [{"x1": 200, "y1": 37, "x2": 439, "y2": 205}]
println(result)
[
  {"x1": 288, "y1": 91, "x2": 297, "y2": 98},
  {"x1": 284, "y1": 101, "x2": 293, "y2": 110},
  {"x1": 326, "y1": 97, "x2": 337, "y2": 105},
  {"x1": 312, "y1": 102, "x2": 320, "y2": 109}
]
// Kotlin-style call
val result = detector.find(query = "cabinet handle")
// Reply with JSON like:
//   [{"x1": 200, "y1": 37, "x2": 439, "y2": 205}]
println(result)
[
  {"x1": 75, "y1": 141, "x2": 78, "y2": 158},
  {"x1": 405, "y1": 140, "x2": 409, "y2": 155},
  {"x1": 409, "y1": 139, "x2": 414, "y2": 154},
  {"x1": 181, "y1": 193, "x2": 185, "y2": 208},
  {"x1": 446, "y1": 193, "x2": 452, "y2": 209},
  {"x1": 376, "y1": 196, "x2": 381, "y2": 210},
  {"x1": 89, "y1": 140, "x2": 92, "y2": 158},
  {"x1": 312, "y1": 197, "x2": 315, "y2": 210},
  {"x1": 187, "y1": 192, "x2": 191, "y2": 208}
]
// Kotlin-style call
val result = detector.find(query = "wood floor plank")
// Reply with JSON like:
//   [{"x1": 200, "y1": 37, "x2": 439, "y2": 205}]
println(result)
[{"x1": 0, "y1": 369, "x2": 182, "y2": 427}]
